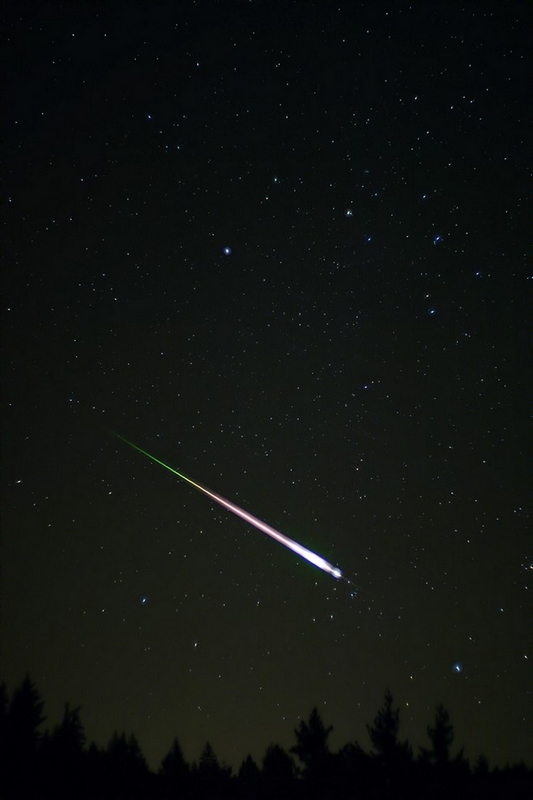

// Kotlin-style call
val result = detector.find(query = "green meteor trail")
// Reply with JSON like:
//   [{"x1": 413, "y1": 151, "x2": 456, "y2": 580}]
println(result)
[{"x1": 113, "y1": 433, "x2": 208, "y2": 492}]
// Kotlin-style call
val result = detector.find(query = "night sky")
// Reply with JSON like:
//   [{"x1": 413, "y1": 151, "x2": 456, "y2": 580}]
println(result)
[{"x1": 3, "y1": 0, "x2": 532, "y2": 773}]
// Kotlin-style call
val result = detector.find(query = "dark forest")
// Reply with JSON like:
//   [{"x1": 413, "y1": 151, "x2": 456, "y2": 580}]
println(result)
[{"x1": 1, "y1": 676, "x2": 531, "y2": 799}]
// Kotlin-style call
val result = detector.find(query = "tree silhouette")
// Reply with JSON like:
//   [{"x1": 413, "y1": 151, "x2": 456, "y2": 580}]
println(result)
[
  {"x1": 198, "y1": 740, "x2": 221, "y2": 774},
  {"x1": 367, "y1": 689, "x2": 401, "y2": 759},
  {"x1": 261, "y1": 744, "x2": 295, "y2": 800},
  {"x1": 1, "y1": 675, "x2": 46, "y2": 797},
  {"x1": 0, "y1": 683, "x2": 8, "y2": 770},
  {"x1": 366, "y1": 690, "x2": 413, "y2": 799},
  {"x1": 51, "y1": 703, "x2": 85, "y2": 754},
  {"x1": 291, "y1": 708, "x2": 334, "y2": 797},
  {"x1": 418, "y1": 703, "x2": 469, "y2": 799},
  {"x1": 104, "y1": 730, "x2": 150, "y2": 798},
  {"x1": 0, "y1": 683, "x2": 9, "y2": 796},
  {"x1": 40, "y1": 703, "x2": 86, "y2": 796},
  {"x1": 335, "y1": 741, "x2": 372, "y2": 798},
  {"x1": 160, "y1": 735, "x2": 190, "y2": 796},
  {"x1": 196, "y1": 741, "x2": 232, "y2": 799},
  {"x1": 1, "y1": 674, "x2": 532, "y2": 799},
  {"x1": 7, "y1": 674, "x2": 45, "y2": 748},
  {"x1": 291, "y1": 707, "x2": 333, "y2": 775},
  {"x1": 237, "y1": 754, "x2": 260, "y2": 799},
  {"x1": 421, "y1": 703, "x2": 455, "y2": 766},
  {"x1": 473, "y1": 753, "x2": 489, "y2": 776}
]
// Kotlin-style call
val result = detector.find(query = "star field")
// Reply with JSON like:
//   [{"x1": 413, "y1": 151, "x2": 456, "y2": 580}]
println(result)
[{"x1": 2, "y1": 0, "x2": 532, "y2": 773}]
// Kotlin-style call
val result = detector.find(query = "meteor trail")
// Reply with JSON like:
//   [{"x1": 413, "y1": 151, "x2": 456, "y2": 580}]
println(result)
[{"x1": 113, "y1": 433, "x2": 344, "y2": 581}]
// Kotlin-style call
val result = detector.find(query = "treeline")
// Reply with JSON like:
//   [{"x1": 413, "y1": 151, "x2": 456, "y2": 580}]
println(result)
[{"x1": 0, "y1": 676, "x2": 531, "y2": 799}]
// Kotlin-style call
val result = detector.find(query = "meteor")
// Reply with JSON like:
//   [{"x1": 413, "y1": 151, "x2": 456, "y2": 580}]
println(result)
[{"x1": 113, "y1": 433, "x2": 345, "y2": 582}]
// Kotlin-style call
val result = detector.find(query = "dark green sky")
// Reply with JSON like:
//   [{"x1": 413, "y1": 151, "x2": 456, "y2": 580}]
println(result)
[{"x1": 2, "y1": 0, "x2": 531, "y2": 771}]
